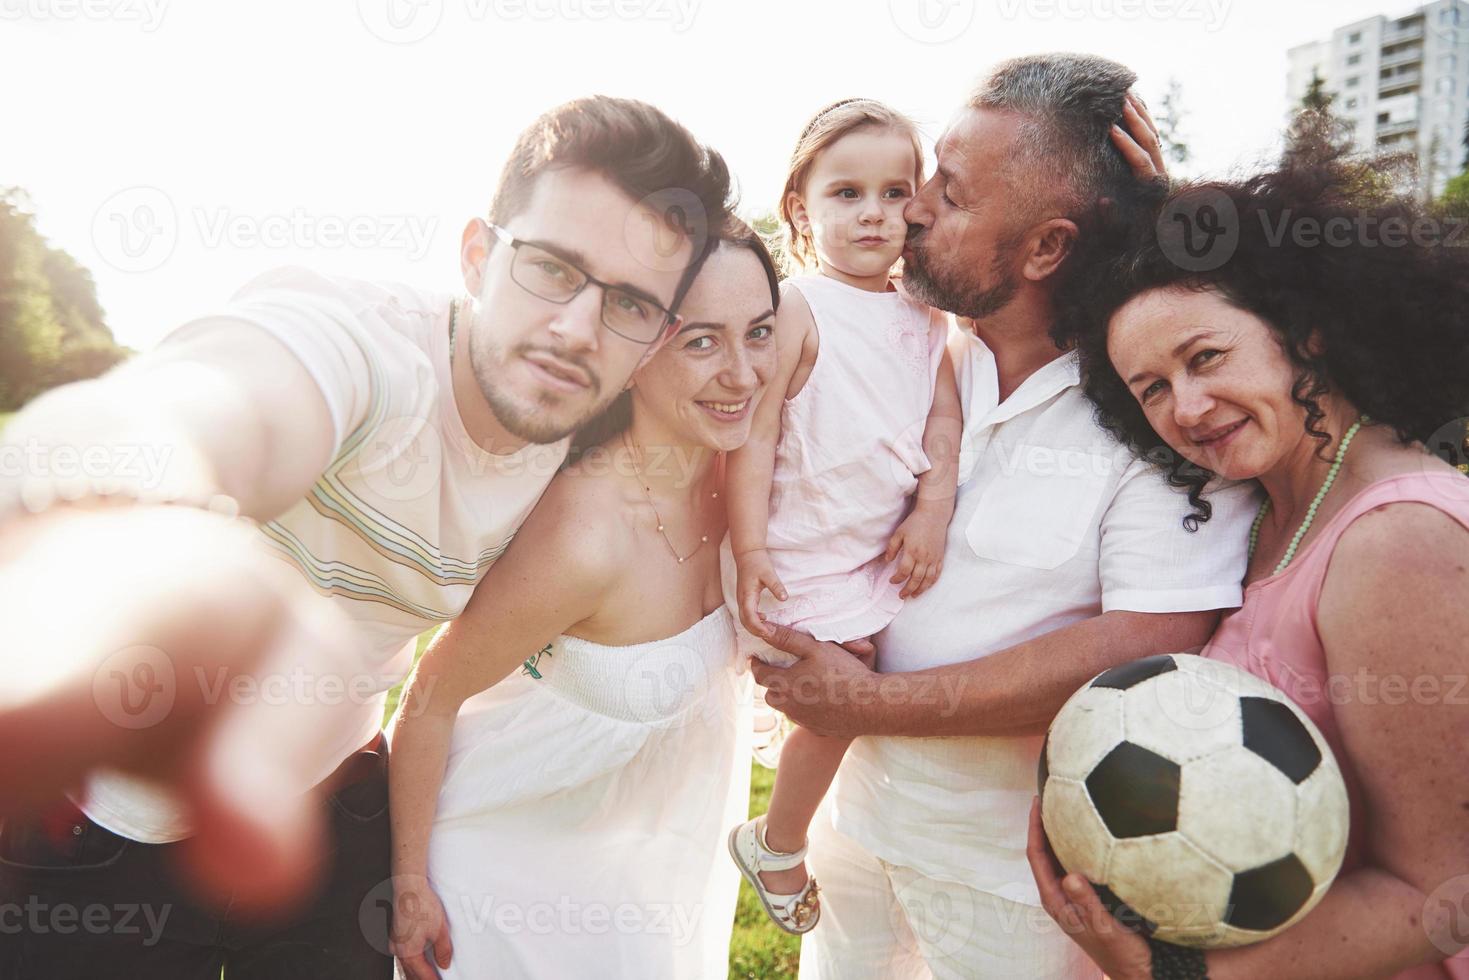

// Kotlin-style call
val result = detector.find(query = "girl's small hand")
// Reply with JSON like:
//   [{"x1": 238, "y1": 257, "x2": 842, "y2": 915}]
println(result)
[
  {"x1": 885, "y1": 508, "x2": 947, "y2": 599},
  {"x1": 735, "y1": 548, "x2": 788, "y2": 639},
  {"x1": 1026, "y1": 798, "x2": 1156, "y2": 980}
]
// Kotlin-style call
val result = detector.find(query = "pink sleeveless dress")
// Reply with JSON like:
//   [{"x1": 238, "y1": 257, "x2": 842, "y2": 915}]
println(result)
[
  {"x1": 721, "y1": 274, "x2": 949, "y2": 660},
  {"x1": 1203, "y1": 471, "x2": 1469, "y2": 979}
]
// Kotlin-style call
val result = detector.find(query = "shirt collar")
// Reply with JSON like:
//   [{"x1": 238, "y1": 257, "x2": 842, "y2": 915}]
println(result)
[{"x1": 956, "y1": 327, "x2": 1081, "y2": 432}]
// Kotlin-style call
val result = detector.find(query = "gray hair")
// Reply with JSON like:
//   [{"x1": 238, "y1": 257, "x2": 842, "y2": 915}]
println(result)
[{"x1": 970, "y1": 53, "x2": 1138, "y2": 220}]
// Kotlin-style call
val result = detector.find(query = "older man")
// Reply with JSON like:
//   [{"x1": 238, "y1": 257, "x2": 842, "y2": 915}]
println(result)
[{"x1": 754, "y1": 55, "x2": 1257, "y2": 979}]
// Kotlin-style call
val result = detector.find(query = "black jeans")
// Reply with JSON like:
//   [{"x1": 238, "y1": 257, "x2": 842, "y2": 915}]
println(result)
[{"x1": 0, "y1": 739, "x2": 393, "y2": 980}]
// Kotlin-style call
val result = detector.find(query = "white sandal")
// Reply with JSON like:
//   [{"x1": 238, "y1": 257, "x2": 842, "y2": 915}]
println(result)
[{"x1": 727, "y1": 815, "x2": 821, "y2": 934}]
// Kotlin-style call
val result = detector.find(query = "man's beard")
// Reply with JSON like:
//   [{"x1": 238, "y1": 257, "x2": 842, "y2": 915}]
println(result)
[
  {"x1": 471, "y1": 333, "x2": 610, "y2": 445},
  {"x1": 903, "y1": 232, "x2": 1023, "y2": 320}
]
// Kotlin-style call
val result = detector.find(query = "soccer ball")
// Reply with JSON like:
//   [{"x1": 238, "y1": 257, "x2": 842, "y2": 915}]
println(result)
[{"x1": 1038, "y1": 653, "x2": 1349, "y2": 948}]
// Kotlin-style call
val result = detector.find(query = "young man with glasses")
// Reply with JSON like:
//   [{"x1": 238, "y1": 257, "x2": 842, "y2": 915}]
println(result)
[{"x1": 0, "y1": 95, "x2": 732, "y2": 979}]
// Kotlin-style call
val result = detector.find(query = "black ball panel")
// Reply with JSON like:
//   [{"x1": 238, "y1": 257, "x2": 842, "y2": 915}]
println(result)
[
  {"x1": 1240, "y1": 697, "x2": 1322, "y2": 785},
  {"x1": 1224, "y1": 854, "x2": 1314, "y2": 931},
  {"x1": 1094, "y1": 882, "x2": 1159, "y2": 937},
  {"x1": 1038, "y1": 732, "x2": 1050, "y2": 800},
  {"x1": 1091, "y1": 654, "x2": 1179, "y2": 691},
  {"x1": 1086, "y1": 742, "x2": 1181, "y2": 838}
]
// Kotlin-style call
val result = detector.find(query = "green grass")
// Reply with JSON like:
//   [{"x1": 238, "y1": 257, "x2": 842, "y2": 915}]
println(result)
[
  {"x1": 0, "y1": 412, "x2": 13, "y2": 434},
  {"x1": 730, "y1": 763, "x2": 801, "y2": 979},
  {"x1": 384, "y1": 630, "x2": 799, "y2": 980}
]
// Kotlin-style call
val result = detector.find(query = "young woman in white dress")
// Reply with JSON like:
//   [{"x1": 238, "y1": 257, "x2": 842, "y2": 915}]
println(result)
[{"x1": 386, "y1": 219, "x2": 780, "y2": 980}]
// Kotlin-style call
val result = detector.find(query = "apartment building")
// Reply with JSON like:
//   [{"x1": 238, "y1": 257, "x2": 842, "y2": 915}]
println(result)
[{"x1": 1287, "y1": 0, "x2": 1469, "y2": 195}]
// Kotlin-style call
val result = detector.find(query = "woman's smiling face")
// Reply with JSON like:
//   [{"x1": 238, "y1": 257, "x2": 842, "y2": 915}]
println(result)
[
  {"x1": 630, "y1": 243, "x2": 777, "y2": 453},
  {"x1": 1107, "y1": 285, "x2": 1310, "y2": 481}
]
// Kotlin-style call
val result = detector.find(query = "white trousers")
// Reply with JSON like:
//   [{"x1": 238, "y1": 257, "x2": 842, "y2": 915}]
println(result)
[{"x1": 797, "y1": 813, "x2": 1103, "y2": 980}]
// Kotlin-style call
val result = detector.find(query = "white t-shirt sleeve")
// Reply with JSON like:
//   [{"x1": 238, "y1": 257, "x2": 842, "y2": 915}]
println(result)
[
  {"x1": 160, "y1": 266, "x2": 391, "y2": 457},
  {"x1": 1098, "y1": 460, "x2": 1259, "y2": 615}
]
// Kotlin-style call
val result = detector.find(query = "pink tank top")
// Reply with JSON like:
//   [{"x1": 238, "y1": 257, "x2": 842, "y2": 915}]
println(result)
[{"x1": 1203, "y1": 471, "x2": 1469, "y2": 979}]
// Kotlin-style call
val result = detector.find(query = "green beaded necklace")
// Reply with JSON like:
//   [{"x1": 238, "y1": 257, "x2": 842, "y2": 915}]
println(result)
[{"x1": 1248, "y1": 416, "x2": 1369, "y2": 576}]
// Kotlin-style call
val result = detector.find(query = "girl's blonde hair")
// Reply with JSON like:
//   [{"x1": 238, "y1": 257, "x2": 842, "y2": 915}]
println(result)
[{"x1": 779, "y1": 98, "x2": 924, "y2": 273}]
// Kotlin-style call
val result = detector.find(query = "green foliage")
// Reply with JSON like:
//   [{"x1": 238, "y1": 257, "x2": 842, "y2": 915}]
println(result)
[
  {"x1": 746, "y1": 210, "x2": 789, "y2": 281},
  {"x1": 1442, "y1": 170, "x2": 1469, "y2": 218},
  {"x1": 1301, "y1": 68, "x2": 1335, "y2": 113},
  {"x1": 730, "y1": 762, "x2": 800, "y2": 979},
  {"x1": 0, "y1": 188, "x2": 129, "y2": 411}
]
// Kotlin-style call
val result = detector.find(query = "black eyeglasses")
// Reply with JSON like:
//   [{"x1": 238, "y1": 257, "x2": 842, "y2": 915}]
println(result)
[{"x1": 489, "y1": 223, "x2": 682, "y2": 344}]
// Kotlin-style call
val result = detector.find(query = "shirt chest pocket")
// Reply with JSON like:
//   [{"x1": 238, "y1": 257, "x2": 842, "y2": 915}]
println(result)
[{"x1": 965, "y1": 450, "x2": 1112, "y2": 570}]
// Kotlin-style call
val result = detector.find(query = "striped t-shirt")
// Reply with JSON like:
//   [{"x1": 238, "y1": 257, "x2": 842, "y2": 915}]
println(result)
[{"x1": 78, "y1": 266, "x2": 569, "y2": 843}]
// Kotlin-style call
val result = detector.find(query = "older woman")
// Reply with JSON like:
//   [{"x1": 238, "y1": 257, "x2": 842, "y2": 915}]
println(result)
[
  {"x1": 386, "y1": 219, "x2": 779, "y2": 980},
  {"x1": 1028, "y1": 136, "x2": 1469, "y2": 979}
]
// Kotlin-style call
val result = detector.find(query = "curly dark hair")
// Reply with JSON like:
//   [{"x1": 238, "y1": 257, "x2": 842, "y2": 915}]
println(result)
[{"x1": 1055, "y1": 118, "x2": 1469, "y2": 529}]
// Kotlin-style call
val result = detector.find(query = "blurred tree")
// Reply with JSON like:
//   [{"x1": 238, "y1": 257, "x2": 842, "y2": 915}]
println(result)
[
  {"x1": 0, "y1": 188, "x2": 128, "y2": 411},
  {"x1": 1440, "y1": 170, "x2": 1469, "y2": 216},
  {"x1": 1301, "y1": 68, "x2": 1335, "y2": 112},
  {"x1": 746, "y1": 210, "x2": 789, "y2": 280},
  {"x1": 1154, "y1": 78, "x2": 1191, "y2": 167}
]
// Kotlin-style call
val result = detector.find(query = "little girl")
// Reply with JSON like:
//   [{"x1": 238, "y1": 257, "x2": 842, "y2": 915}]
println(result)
[{"x1": 724, "y1": 98, "x2": 961, "y2": 933}]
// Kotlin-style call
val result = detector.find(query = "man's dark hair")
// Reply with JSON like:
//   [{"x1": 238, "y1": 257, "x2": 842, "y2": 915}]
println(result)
[{"x1": 488, "y1": 95, "x2": 735, "y2": 311}]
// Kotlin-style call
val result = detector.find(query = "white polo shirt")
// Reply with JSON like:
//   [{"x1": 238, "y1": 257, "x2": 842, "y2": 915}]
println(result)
[
  {"x1": 76, "y1": 267, "x2": 569, "y2": 843},
  {"x1": 830, "y1": 323, "x2": 1258, "y2": 904}
]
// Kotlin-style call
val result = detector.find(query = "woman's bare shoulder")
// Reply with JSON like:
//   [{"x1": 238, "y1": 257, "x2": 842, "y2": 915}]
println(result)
[{"x1": 509, "y1": 454, "x2": 637, "y2": 578}]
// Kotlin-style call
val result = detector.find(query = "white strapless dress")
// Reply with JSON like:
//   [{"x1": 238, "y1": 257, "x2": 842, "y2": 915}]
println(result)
[{"x1": 421, "y1": 607, "x2": 752, "y2": 980}]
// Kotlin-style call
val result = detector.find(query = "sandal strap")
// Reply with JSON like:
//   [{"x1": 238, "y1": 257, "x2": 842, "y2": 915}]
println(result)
[
  {"x1": 768, "y1": 878, "x2": 822, "y2": 930},
  {"x1": 757, "y1": 819, "x2": 808, "y2": 871}
]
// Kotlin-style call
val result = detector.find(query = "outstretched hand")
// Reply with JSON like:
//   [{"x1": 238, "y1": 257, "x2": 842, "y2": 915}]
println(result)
[{"x1": 0, "y1": 505, "x2": 365, "y2": 912}]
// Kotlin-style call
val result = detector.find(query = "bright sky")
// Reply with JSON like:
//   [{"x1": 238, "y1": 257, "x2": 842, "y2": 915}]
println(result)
[{"x1": 2, "y1": 0, "x2": 1428, "y2": 351}]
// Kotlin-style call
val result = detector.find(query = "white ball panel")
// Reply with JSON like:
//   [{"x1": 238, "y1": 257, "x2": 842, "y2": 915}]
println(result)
[
  {"x1": 1107, "y1": 832, "x2": 1233, "y2": 939},
  {"x1": 1046, "y1": 685, "x2": 1127, "y2": 781},
  {"x1": 1293, "y1": 760, "x2": 1350, "y2": 886},
  {"x1": 1179, "y1": 747, "x2": 1298, "y2": 872},
  {"x1": 1122, "y1": 668, "x2": 1243, "y2": 764},
  {"x1": 1041, "y1": 776, "x2": 1114, "y2": 884}
]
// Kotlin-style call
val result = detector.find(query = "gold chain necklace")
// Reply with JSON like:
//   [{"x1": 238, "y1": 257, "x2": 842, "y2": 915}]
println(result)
[{"x1": 623, "y1": 434, "x2": 717, "y2": 565}]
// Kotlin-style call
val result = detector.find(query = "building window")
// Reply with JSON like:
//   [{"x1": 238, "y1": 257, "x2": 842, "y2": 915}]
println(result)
[
  {"x1": 1349, "y1": 31, "x2": 1362, "y2": 43},
  {"x1": 1378, "y1": 112, "x2": 1391, "y2": 123},
  {"x1": 1348, "y1": 53, "x2": 1362, "y2": 66},
  {"x1": 1346, "y1": 76, "x2": 1361, "y2": 88},
  {"x1": 1346, "y1": 97, "x2": 1360, "y2": 109}
]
